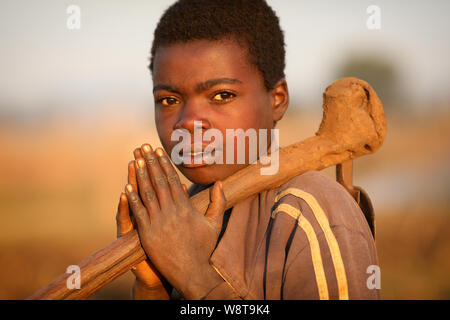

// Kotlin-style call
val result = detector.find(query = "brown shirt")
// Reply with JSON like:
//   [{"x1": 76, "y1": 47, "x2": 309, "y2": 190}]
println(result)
[{"x1": 189, "y1": 170, "x2": 380, "y2": 300}]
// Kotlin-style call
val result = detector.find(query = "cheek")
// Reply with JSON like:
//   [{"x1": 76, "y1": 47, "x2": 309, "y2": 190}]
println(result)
[
  {"x1": 235, "y1": 95, "x2": 273, "y2": 129},
  {"x1": 155, "y1": 114, "x2": 174, "y2": 151}
]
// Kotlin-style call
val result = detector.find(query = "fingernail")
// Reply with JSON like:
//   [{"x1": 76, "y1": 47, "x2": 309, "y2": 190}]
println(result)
[
  {"x1": 142, "y1": 144, "x2": 152, "y2": 153},
  {"x1": 155, "y1": 148, "x2": 164, "y2": 157},
  {"x1": 137, "y1": 159, "x2": 145, "y2": 168},
  {"x1": 126, "y1": 184, "x2": 133, "y2": 193}
]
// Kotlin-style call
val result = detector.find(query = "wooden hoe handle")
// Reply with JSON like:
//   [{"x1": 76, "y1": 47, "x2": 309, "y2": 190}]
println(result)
[{"x1": 28, "y1": 78, "x2": 386, "y2": 299}]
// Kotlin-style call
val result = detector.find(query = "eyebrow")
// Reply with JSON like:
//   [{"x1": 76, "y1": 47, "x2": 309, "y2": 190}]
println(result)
[
  {"x1": 195, "y1": 78, "x2": 242, "y2": 93},
  {"x1": 153, "y1": 78, "x2": 242, "y2": 94}
]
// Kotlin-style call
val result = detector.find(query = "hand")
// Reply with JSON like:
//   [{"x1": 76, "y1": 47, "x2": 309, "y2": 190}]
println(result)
[
  {"x1": 115, "y1": 160, "x2": 169, "y2": 299},
  {"x1": 124, "y1": 144, "x2": 227, "y2": 299}
]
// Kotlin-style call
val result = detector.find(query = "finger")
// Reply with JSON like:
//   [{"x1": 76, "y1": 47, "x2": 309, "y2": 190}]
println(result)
[
  {"x1": 132, "y1": 148, "x2": 144, "y2": 200},
  {"x1": 116, "y1": 193, "x2": 133, "y2": 237},
  {"x1": 135, "y1": 158, "x2": 160, "y2": 216},
  {"x1": 128, "y1": 160, "x2": 139, "y2": 193},
  {"x1": 182, "y1": 184, "x2": 189, "y2": 198},
  {"x1": 133, "y1": 147, "x2": 144, "y2": 160},
  {"x1": 125, "y1": 184, "x2": 151, "y2": 234},
  {"x1": 155, "y1": 148, "x2": 187, "y2": 203},
  {"x1": 132, "y1": 259, "x2": 164, "y2": 288},
  {"x1": 205, "y1": 181, "x2": 227, "y2": 230},
  {"x1": 140, "y1": 144, "x2": 173, "y2": 209}
]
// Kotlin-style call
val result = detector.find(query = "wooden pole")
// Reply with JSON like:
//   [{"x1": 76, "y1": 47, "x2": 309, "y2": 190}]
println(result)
[{"x1": 28, "y1": 77, "x2": 386, "y2": 299}]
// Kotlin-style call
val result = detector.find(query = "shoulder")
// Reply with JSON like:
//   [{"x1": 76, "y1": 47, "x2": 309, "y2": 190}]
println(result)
[
  {"x1": 275, "y1": 170, "x2": 347, "y2": 200},
  {"x1": 269, "y1": 171, "x2": 379, "y2": 299},
  {"x1": 271, "y1": 170, "x2": 370, "y2": 235}
]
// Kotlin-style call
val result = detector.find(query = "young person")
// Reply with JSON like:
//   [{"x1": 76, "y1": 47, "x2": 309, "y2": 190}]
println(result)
[{"x1": 115, "y1": 0, "x2": 380, "y2": 300}]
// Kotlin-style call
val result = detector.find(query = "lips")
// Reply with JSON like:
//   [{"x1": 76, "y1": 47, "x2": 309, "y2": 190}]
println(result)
[{"x1": 175, "y1": 144, "x2": 223, "y2": 168}]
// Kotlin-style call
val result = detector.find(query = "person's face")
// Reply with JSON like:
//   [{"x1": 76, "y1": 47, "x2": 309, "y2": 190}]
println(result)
[{"x1": 152, "y1": 39, "x2": 288, "y2": 185}]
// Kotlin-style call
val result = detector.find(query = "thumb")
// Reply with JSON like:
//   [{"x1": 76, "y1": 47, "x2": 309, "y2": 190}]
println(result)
[
  {"x1": 116, "y1": 193, "x2": 133, "y2": 237},
  {"x1": 205, "y1": 181, "x2": 226, "y2": 230}
]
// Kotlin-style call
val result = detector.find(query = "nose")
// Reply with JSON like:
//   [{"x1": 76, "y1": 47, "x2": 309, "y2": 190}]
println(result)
[{"x1": 173, "y1": 99, "x2": 212, "y2": 133}]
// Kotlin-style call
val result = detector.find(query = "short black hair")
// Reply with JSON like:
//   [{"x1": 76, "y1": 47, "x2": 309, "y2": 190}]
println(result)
[{"x1": 149, "y1": 0, "x2": 286, "y2": 90}]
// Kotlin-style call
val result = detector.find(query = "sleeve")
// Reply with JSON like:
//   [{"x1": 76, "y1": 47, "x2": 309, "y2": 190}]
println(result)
[
  {"x1": 266, "y1": 171, "x2": 380, "y2": 300},
  {"x1": 200, "y1": 280, "x2": 243, "y2": 300},
  {"x1": 282, "y1": 225, "x2": 380, "y2": 299}
]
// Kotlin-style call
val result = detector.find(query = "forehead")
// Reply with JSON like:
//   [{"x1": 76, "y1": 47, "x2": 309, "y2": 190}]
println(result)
[{"x1": 152, "y1": 39, "x2": 262, "y2": 88}]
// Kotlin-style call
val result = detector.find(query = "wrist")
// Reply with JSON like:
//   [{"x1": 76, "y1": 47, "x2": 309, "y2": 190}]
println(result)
[{"x1": 180, "y1": 263, "x2": 224, "y2": 300}]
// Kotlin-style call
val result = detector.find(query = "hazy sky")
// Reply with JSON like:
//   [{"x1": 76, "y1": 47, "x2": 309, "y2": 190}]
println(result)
[{"x1": 0, "y1": 0, "x2": 449, "y2": 111}]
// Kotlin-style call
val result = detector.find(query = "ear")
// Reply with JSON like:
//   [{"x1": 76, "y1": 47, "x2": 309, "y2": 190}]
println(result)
[{"x1": 270, "y1": 79, "x2": 289, "y2": 125}]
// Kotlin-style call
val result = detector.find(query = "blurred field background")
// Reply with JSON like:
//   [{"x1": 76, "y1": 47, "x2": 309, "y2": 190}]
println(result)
[{"x1": 1, "y1": 0, "x2": 449, "y2": 299}]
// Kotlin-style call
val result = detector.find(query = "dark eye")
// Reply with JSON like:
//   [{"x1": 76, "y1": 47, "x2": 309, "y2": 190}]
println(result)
[
  {"x1": 157, "y1": 97, "x2": 180, "y2": 106},
  {"x1": 212, "y1": 91, "x2": 236, "y2": 102}
]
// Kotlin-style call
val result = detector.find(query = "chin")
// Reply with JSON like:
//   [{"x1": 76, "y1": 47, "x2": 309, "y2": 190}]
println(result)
[
  {"x1": 179, "y1": 166, "x2": 221, "y2": 186},
  {"x1": 178, "y1": 163, "x2": 248, "y2": 186}
]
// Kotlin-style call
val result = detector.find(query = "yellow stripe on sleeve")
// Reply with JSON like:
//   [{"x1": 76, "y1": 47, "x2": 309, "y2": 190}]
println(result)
[
  {"x1": 271, "y1": 203, "x2": 301, "y2": 220},
  {"x1": 275, "y1": 188, "x2": 349, "y2": 300},
  {"x1": 272, "y1": 203, "x2": 329, "y2": 300}
]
